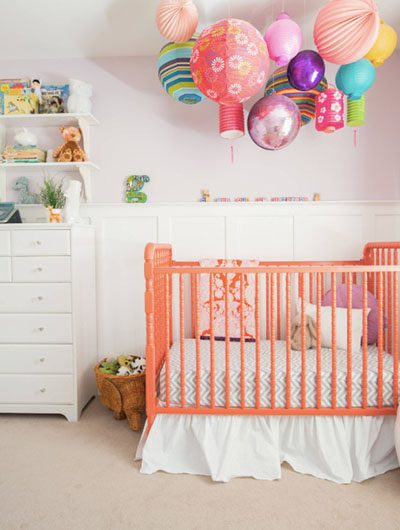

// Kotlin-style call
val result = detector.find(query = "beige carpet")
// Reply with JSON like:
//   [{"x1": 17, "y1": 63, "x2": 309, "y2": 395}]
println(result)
[{"x1": 1, "y1": 399, "x2": 400, "y2": 530}]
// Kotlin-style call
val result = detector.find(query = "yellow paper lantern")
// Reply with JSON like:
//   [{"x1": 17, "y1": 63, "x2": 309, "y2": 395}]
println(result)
[{"x1": 365, "y1": 19, "x2": 398, "y2": 67}]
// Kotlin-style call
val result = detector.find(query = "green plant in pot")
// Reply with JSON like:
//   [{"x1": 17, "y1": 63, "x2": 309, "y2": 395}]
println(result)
[{"x1": 38, "y1": 177, "x2": 66, "y2": 223}]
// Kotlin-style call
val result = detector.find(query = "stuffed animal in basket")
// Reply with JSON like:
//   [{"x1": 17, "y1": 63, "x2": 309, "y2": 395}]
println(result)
[
  {"x1": 67, "y1": 79, "x2": 93, "y2": 114},
  {"x1": 53, "y1": 126, "x2": 87, "y2": 163}
]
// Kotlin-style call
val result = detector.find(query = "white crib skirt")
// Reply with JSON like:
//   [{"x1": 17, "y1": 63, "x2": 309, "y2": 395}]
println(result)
[{"x1": 136, "y1": 414, "x2": 399, "y2": 483}]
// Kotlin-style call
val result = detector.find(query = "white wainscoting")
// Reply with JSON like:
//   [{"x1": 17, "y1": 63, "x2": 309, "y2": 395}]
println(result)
[{"x1": 19, "y1": 201, "x2": 400, "y2": 358}]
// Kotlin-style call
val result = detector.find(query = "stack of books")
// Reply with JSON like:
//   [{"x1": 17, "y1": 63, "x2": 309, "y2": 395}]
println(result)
[{"x1": 2, "y1": 145, "x2": 47, "y2": 163}]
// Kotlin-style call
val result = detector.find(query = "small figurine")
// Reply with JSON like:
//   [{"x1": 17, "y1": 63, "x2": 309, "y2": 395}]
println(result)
[
  {"x1": 67, "y1": 79, "x2": 93, "y2": 114},
  {"x1": 200, "y1": 189, "x2": 211, "y2": 202},
  {"x1": 126, "y1": 175, "x2": 150, "y2": 203},
  {"x1": 313, "y1": 192, "x2": 321, "y2": 201},
  {"x1": 13, "y1": 176, "x2": 38, "y2": 204},
  {"x1": 31, "y1": 79, "x2": 43, "y2": 105},
  {"x1": 14, "y1": 128, "x2": 38, "y2": 147},
  {"x1": 64, "y1": 180, "x2": 82, "y2": 223}
]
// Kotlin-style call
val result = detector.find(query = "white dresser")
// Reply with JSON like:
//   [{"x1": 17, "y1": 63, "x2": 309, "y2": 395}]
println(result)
[{"x1": 0, "y1": 224, "x2": 97, "y2": 421}]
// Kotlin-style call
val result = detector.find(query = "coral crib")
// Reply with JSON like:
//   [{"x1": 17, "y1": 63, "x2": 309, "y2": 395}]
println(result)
[{"x1": 144, "y1": 242, "x2": 400, "y2": 434}]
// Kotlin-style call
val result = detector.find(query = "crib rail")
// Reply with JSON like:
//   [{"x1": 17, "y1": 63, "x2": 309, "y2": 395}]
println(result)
[{"x1": 144, "y1": 243, "x2": 400, "y2": 432}]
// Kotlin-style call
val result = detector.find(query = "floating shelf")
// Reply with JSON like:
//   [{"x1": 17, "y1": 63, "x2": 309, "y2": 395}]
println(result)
[
  {"x1": 0, "y1": 113, "x2": 99, "y2": 127},
  {"x1": 1, "y1": 161, "x2": 100, "y2": 172}
]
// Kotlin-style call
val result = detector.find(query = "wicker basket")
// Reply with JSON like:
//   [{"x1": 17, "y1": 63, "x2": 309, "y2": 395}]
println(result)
[{"x1": 95, "y1": 360, "x2": 146, "y2": 431}]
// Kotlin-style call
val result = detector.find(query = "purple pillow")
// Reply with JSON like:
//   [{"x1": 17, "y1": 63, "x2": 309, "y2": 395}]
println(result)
[{"x1": 322, "y1": 284, "x2": 379, "y2": 345}]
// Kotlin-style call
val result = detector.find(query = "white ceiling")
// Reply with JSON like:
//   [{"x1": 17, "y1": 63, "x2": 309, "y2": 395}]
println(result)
[{"x1": 2, "y1": 0, "x2": 400, "y2": 60}]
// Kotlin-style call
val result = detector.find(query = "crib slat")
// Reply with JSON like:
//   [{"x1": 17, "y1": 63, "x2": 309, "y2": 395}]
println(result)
[
  {"x1": 255, "y1": 273, "x2": 261, "y2": 408},
  {"x1": 209, "y1": 273, "x2": 215, "y2": 408},
  {"x1": 225, "y1": 274, "x2": 230, "y2": 408},
  {"x1": 362, "y1": 272, "x2": 368, "y2": 408},
  {"x1": 387, "y1": 250, "x2": 392, "y2": 354},
  {"x1": 179, "y1": 274, "x2": 185, "y2": 407},
  {"x1": 316, "y1": 272, "x2": 322, "y2": 408},
  {"x1": 393, "y1": 258, "x2": 398, "y2": 409},
  {"x1": 309, "y1": 272, "x2": 313, "y2": 304},
  {"x1": 347, "y1": 273, "x2": 352, "y2": 409},
  {"x1": 300, "y1": 273, "x2": 306, "y2": 409},
  {"x1": 377, "y1": 271, "x2": 384, "y2": 409},
  {"x1": 240, "y1": 273, "x2": 246, "y2": 408},
  {"x1": 286, "y1": 273, "x2": 291, "y2": 408},
  {"x1": 195, "y1": 274, "x2": 201, "y2": 408},
  {"x1": 165, "y1": 273, "x2": 171, "y2": 407},
  {"x1": 266, "y1": 273, "x2": 270, "y2": 340},
  {"x1": 277, "y1": 273, "x2": 281, "y2": 340},
  {"x1": 270, "y1": 273, "x2": 276, "y2": 409},
  {"x1": 331, "y1": 272, "x2": 337, "y2": 409}
]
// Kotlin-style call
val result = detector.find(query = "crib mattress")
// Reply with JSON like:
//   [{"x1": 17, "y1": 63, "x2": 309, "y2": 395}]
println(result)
[{"x1": 158, "y1": 339, "x2": 398, "y2": 409}]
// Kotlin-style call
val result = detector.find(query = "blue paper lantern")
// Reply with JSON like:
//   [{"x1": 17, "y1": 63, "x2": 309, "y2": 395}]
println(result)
[
  {"x1": 335, "y1": 59, "x2": 376, "y2": 100},
  {"x1": 157, "y1": 37, "x2": 205, "y2": 105}
]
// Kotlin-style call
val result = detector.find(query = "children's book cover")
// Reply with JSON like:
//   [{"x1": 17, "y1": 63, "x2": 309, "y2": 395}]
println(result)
[{"x1": 39, "y1": 84, "x2": 69, "y2": 113}]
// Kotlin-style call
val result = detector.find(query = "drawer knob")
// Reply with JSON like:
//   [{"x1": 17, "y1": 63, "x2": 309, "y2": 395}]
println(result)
[
  {"x1": 37, "y1": 267, "x2": 43, "y2": 272},
  {"x1": 37, "y1": 296, "x2": 43, "y2": 301},
  {"x1": 40, "y1": 387, "x2": 46, "y2": 393},
  {"x1": 39, "y1": 357, "x2": 45, "y2": 363},
  {"x1": 36, "y1": 240, "x2": 42, "y2": 246},
  {"x1": 38, "y1": 327, "x2": 45, "y2": 332}
]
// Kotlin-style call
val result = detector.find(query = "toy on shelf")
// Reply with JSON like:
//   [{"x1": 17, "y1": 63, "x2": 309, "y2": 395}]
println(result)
[
  {"x1": 14, "y1": 128, "x2": 38, "y2": 147},
  {"x1": 31, "y1": 79, "x2": 43, "y2": 105},
  {"x1": 40, "y1": 84, "x2": 69, "y2": 114},
  {"x1": 126, "y1": 175, "x2": 150, "y2": 203},
  {"x1": 67, "y1": 79, "x2": 93, "y2": 114},
  {"x1": 64, "y1": 180, "x2": 82, "y2": 223},
  {"x1": 214, "y1": 197, "x2": 231, "y2": 202},
  {"x1": 53, "y1": 126, "x2": 87, "y2": 162},
  {"x1": 234, "y1": 197, "x2": 250, "y2": 202},
  {"x1": 12, "y1": 177, "x2": 38, "y2": 204},
  {"x1": 313, "y1": 193, "x2": 321, "y2": 201},
  {"x1": 271, "y1": 196, "x2": 309, "y2": 202},
  {"x1": 199, "y1": 189, "x2": 211, "y2": 202},
  {"x1": 254, "y1": 197, "x2": 269, "y2": 202}
]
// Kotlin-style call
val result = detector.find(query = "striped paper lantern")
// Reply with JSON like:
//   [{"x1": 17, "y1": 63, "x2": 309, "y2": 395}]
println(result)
[
  {"x1": 158, "y1": 38, "x2": 205, "y2": 104},
  {"x1": 264, "y1": 66, "x2": 327, "y2": 126},
  {"x1": 315, "y1": 88, "x2": 344, "y2": 133},
  {"x1": 347, "y1": 96, "x2": 365, "y2": 127},
  {"x1": 156, "y1": 0, "x2": 198, "y2": 43}
]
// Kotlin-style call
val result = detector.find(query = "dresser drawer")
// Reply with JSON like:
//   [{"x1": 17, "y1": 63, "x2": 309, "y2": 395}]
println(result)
[
  {"x1": 0, "y1": 345, "x2": 73, "y2": 373},
  {"x1": 12, "y1": 230, "x2": 70, "y2": 256},
  {"x1": 0, "y1": 314, "x2": 72, "y2": 343},
  {"x1": 0, "y1": 231, "x2": 11, "y2": 255},
  {"x1": 0, "y1": 375, "x2": 73, "y2": 403},
  {"x1": 13, "y1": 257, "x2": 71, "y2": 282},
  {"x1": 0, "y1": 283, "x2": 71, "y2": 313},
  {"x1": 0, "y1": 257, "x2": 11, "y2": 282}
]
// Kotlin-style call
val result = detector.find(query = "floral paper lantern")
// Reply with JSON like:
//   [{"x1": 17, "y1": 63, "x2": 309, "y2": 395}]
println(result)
[
  {"x1": 156, "y1": 0, "x2": 198, "y2": 43},
  {"x1": 190, "y1": 18, "x2": 269, "y2": 139},
  {"x1": 265, "y1": 66, "x2": 327, "y2": 126},
  {"x1": 158, "y1": 38, "x2": 205, "y2": 104},
  {"x1": 315, "y1": 88, "x2": 344, "y2": 133},
  {"x1": 314, "y1": 0, "x2": 380, "y2": 65},
  {"x1": 264, "y1": 12, "x2": 302, "y2": 67}
]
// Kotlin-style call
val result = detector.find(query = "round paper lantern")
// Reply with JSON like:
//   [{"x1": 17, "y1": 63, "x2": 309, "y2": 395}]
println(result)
[
  {"x1": 264, "y1": 12, "x2": 302, "y2": 67},
  {"x1": 347, "y1": 96, "x2": 365, "y2": 127},
  {"x1": 315, "y1": 88, "x2": 344, "y2": 133},
  {"x1": 313, "y1": 0, "x2": 380, "y2": 65},
  {"x1": 336, "y1": 58, "x2": 375, "y2": 100},
  {"x1": 365, "y1": 19, "x2": 398, "y2": 67},
  {"x1": 158, "y1": 38, "x2": 205, "y2": 104},
  {"x1": 247, "y1": 94, "x2": 301, "y2": 150},
  {"x1": 287, "y1": 50, "x2": 325, "y2": 91},
  {"x1": 156, "y1": 0, "x2": 198, "y2": 43},
  {"x1": 265, "y1": 66, "x2": 327, "y2": 126},
  {"x1": 190, "y1": 18, "x2": 269, "y2": 139}
]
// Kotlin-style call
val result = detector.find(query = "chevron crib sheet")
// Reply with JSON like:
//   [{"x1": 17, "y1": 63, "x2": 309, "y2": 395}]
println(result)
[{"x1": 158, "y1": 339, "x2": 398, "y2": 409}]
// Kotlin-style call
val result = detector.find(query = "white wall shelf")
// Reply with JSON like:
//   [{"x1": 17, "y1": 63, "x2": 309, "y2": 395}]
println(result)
[{"x1": 0, "y1": 113, "x2": 99, "y2": 202}]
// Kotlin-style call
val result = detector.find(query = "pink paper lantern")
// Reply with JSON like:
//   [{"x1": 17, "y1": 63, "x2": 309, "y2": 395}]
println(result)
[
  {"x1": 315, "y1": 88, "x2": 344, "y2": 133},
  {"x1": 190, "y1": 18, "x2": 269, "y2": 139},
  {"x1": 264, "y1": 12, "x2": 302, "y2": 67},
  {"x1": 313, "y1": 0, "x2": 380, "y2": 65},
  {"x1": 156, "y1": 0, "x2": 198, "y2": 43}
]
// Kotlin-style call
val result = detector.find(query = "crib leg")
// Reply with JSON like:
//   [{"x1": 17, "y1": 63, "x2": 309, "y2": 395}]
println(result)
[{"x1": 146, "y1": 413, "x2": 155, "y2": 435}]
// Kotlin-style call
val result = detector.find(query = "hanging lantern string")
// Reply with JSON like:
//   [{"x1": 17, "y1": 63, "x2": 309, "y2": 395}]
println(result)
[
  {"x1": 353, "y1": 129, "x2": 357, "y2": 148},
  {"x1": 230, "y1": 144, "x2": 234, "y2": 164}
]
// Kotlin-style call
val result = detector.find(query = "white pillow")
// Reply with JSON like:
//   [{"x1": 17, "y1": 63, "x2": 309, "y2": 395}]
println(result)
[{"x1": 296, "y1": 300, "x2": 370, "y2": 353}]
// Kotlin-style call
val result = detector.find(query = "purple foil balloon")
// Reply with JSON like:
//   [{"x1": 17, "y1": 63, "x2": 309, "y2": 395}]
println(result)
[
  {"x1": 287, "y1": 50, "x2": 325, "y2": 91},
  {"x1": 247, "y1": 94, "x2": 301, "y2": 150}
]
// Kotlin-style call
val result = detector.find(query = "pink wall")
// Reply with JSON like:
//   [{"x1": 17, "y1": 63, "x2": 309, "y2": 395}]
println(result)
[{"x1": 2, "y1": 54, "x2": 400, "y2": 203}]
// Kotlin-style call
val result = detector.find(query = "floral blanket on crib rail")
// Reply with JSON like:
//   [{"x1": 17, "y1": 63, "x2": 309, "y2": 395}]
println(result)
[{"x1": 199, "y1": 259, "x2": 259, "y2": 341}]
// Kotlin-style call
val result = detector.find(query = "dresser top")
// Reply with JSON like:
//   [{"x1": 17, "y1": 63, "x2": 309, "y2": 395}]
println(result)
[{"x1": 0, "y1": 223, "x2": 94, "y2": 230}]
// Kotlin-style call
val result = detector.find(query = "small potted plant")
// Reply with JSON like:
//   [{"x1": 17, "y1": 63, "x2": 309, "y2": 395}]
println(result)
[{"x1": 37, "y1": 177, "x2": 66, "y2": 223}]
